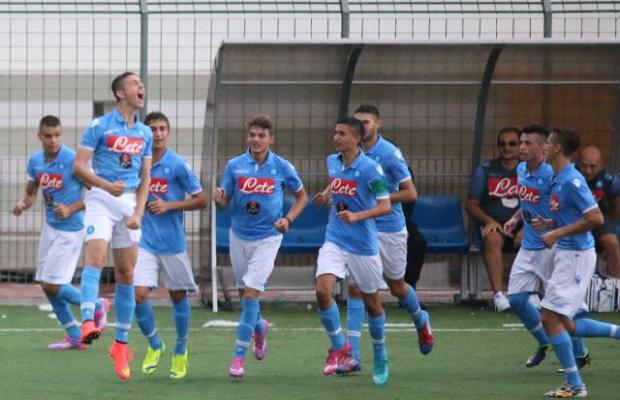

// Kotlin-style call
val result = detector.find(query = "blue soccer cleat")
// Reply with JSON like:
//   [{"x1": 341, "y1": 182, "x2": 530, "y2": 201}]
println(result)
[
  {"x1": 526, "y1": 344, "x2": 550, "y2": 368},
  {"x1": 372, "y1": 353, "x2": 389, "y2": 386}
]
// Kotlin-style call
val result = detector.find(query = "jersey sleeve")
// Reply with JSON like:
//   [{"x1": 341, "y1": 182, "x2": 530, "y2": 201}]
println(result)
[
  {"x1": 566, "y1": 176, "x2": 599, "y2": 214},
  {"x1": 80, "y1": 119, "x2": 102, "y2": 150},
  {"x1": 367, "y1": 163, "x2": 389, "y2": 200},
  {"x1": 26, "y1": 157, "x2": 36, "y2": 181},
  {"x1": 607, "y1": 174, "x2": 620, "y2": 199},
  {"x1": 282, "y1": 160, "x2": 304, "y2": 192},
  {"x1": 468, "y1": 164, "x2": 486, "y2": 200},
  {"x1": 220, "y1": 161, "x2": 235, "y2": 198},
  {"x1": 142, "y1": 129, "x2": 153, "y2": 158},
  {"x1": 178, "y1": 160, "x2": 203, "y2": 195},
  {"x1": 389, "y1": 147, "x2": 412, "y2": 184}
]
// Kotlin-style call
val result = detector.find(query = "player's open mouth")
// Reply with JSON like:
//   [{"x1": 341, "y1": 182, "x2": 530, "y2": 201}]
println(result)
[{"x1": 137, "y1": 93, "x2": 144, "y2": 100}]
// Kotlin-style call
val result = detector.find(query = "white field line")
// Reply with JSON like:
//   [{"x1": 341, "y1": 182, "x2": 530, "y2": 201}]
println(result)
[{"x1": 0, "y1": 322, "x2": 526, "y2": 333}]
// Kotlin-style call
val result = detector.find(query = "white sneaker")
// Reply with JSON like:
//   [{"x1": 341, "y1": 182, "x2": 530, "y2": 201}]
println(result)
[{"x1": 494, "y1": 292, "x2": 510, "y2": 312}]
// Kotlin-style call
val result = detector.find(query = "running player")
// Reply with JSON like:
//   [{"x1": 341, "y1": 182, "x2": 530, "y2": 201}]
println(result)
[
  {"x1": 134, "y1": 112, "x2": 207, "y2": 379},
  {"x1": 13, "y1": 115, "x2": 108, "y2": 350},
  {"x1": 314, "y1": 117, "x2": 391, "y2": 386},
  {"x1": 344, "y1": 105, "x2": 433, "y2": 370},
  {"x1": 213, "y1": 114, "x2": 308, "y2": 379}
]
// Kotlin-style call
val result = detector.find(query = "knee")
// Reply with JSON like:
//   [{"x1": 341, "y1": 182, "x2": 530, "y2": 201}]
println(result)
[
  {"x1": 135, "y1": 288, "x2": 149, "y2": 304},
  {"x1": 363, "y1": 296, "x2": 383, "y2": 318},
  {"x1": 41, "y1": 283, "x2": 59, "y2": 296},
  {"x1": 600, "y1": 234, "x2": 619, "y2": 253},
  {"x1": 483, "y1": 232, "x2": 504, "y2": 251},
  {"x1": 315, "y1": 284, "x2": 333, "y2": 307},
  {"x1": 508, "y1": 293, "x2": 528, "y2": 311},
  {"x1": 348, "y1": 285, "x2": 363, "y2": 299},
  {"x1": 387, "y1": 279, "x2": 408, "y2": 298}
]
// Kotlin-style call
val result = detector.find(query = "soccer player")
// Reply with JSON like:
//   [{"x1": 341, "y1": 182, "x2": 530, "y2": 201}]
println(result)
[
  {"x1": 314, "y1": 117, "x2": 391, "y2": 386},
  {"x1": 74, "y1": 71, "x2": 152, "y2": 380},
  {"x1": 344, "y1": 105, "x2": 433, "y2": 370},
  {"x1": 13, "y1": 115, "x2": 109, "y2": 350},
  {"x1": 134, "y1": 112, "x2": 207, "y2": 379},
  {"x1": 577, "y1": 145, "x2": 620, "y2": 278},
  {"x1": 212, "y1": 114, "x2": 308, "y2": 379},
  {"x1": 539, "y1": 128, "x2": 620, "y2": 398}
]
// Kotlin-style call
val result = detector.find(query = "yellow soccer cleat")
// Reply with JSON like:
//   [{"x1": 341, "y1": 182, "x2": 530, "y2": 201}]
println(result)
[
  {"x1": 170, "y1": 351, "x2": 189, "y2": 379},
  {"x1": 142, "y1": 341, "x2": 166, "y2": 375}
]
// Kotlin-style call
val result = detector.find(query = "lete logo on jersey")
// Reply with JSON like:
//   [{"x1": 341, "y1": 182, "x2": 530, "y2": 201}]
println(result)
[
  {"x1": 487, "y1": 177, "x2": 518, "y2": 198},
  {"x1": 37, "y1": 173, "x2": 63, "y2": 190},
  {"x1": 237, "y1": 177, "x2": 275, "y2": 195},
  {"x1": 107, "y1": 135, "x2": 144, "y2": 155},
  {"x1": 149, "y1": 178, "x2": 168, "y2": 194},
  {"x1": 518, "y1": 184, "x2": 540, "y2": 203},
  {"x1": 550, "y1": 195, "x2": 560, "y2": 212},
  {"x1": 329, "y1": 177, "x2": 357, "y2": 196}
]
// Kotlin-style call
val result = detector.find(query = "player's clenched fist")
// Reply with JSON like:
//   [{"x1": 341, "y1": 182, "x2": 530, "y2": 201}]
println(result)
[
  {"x1": 212, "y1": 187, "x2": 227, "y2": 205},
  {"x1": 106, "y1": 181, "x2": 125, "y2": 197},
  {"x1": 337, "y1": 210, "x2": 359, "y2": 223}
]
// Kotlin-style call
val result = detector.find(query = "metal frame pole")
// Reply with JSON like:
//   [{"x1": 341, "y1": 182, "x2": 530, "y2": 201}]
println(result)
[
  {"x1": 339, "y1": 0, "x2": 350, "y2": 38},
  {"x1": 139, "y1": 0, "x2": 149, "y2": 115},
  {"x1": 338, "y1": 45, "x2": 363, "y2": 119}
]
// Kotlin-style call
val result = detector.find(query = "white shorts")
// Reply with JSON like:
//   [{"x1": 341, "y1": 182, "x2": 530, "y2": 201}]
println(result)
[
  {"x1": 508, "y1": 247, "x2": 556, "y2": 295},
  {"x1": 35, "y1": 222, "x2": 85, "y2": 285},
  {"x1": 84, "y1": 186, "x2": 141, "y2": 249},
  {"x1": 229, "y1": 230, "x2": 282, "y2": 292},
  {"x1": 316, "y1": 241, "x2": 384, "y2": 294},
  {"x1": 541, "y1": 248, "x2": 597, "y2": 319},
  {"x1": 378, "y1": 229, "x2": 408, "y2": 281},
  {"x1": 134, "y1": 248, "x2": 198, "y2": 292}
]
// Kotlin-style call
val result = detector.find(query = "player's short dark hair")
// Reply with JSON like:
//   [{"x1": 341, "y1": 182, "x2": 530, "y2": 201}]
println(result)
[
  {"x1": 144, "y1": 111, "x2": 170, "y2": 130},
  {"x1": 497, "y1": 126, "x2": 521, "y2": 142},
  {"x1": 354, "y1": 104, "x2": 380, "y2": 119},
  {"x1": 337, "y1": 117, "x2": 365, "y2": 139},
  {"x1": 521, "y1": 123, "x2": 548, "y2": 141},
  {"x1": 551, "y1": 127, "x2": 580, "y2": 157},
  {"x1": 111, "y1": 71, "x2": 138, "y2": 101},
  {"x1": 39, "y1": 115, "x2": 61, "y2": 130},
  {"x1": 247, "y1": 114, "x2": 273, "y2": 134}
]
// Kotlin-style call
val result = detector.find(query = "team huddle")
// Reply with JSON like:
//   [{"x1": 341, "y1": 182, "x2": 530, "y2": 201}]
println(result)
[{"x1": 11, "y1": 71, "x2": 620, "y2": 397}]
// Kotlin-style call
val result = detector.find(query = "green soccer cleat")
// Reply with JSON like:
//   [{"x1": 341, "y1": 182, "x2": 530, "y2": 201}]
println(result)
[
  {"x1": 372, "y1": 353, "x2": 389, "y2": 386},
  {"x1": 170, "y1": 351, "x2": 189, "y2": 379},
  {"x1": 142, "y1": 341, "x2": 166, "y2": 375}
]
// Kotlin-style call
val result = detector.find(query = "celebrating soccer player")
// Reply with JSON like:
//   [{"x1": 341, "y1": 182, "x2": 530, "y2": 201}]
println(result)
[
  {"x1": 133, "y1": 112, "x2": 207, "y2": 379},
  {"x1": 74, "y1": 71, "x2": 152, "y2": 380},
  {"x1": 314, "y1": 117, "x2": 391, "y2": 386},
  {"x1": 213, "y1": 114, "x2": 308, "y2": 379},
  {"x1": 13, "y1": 115, "x2": 109, "y2": 350}
]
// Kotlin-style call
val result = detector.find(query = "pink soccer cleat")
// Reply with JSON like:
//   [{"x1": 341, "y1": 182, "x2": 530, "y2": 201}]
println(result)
[
  {"x1": 253, "y1": 319, "x2": 270, "y2": 361},
  {"x1": 47, "y1": 336, "x2": 88, "y2": 351},
  {"x1": 229, "y1": 356, "x2": 245, "y2": 379},
  {"x1": 323, "y1": 342, "x2": 351, "y2": 376}
]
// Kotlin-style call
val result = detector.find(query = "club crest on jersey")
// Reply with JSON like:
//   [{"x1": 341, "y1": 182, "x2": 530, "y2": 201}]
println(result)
[
  {"x1": 107, "y1": 135, "x2": 144, "y2": 155},
  {"x1": 149, "y1": 178, "x2": 168, "y2": 194},
  {"x1": 518, "y1": 184, "x2": 540, "y2": 203},
  {"x1": 550, "y1": 195, "x2": 560, "y2": 212},
  {"x1": 238, "y1": 177, "x2": 275, "y2": 195},
  {"x1": 329, "y1": 177, "x2": 357, "y2": 196},
  {"x1": 487, "y1": 177, "x2": 518, "y2": 198},
  {"x1": 591, "y1": 189, "x2": 604, "y2": 202},
  {"x1": 37, "y1": 173, "x2": 63, "y2": 190}
]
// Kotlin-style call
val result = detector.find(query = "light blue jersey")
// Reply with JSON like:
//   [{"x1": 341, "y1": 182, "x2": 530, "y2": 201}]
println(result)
[
  {"x1": 139, "y1": 149, "x2": 202, "y2": 255},
  {"x1": 79, "y1": 108, "x2": 153, "y2": 189},
  {"x1": 324, "y1": 151, "x2": 389, "y2": 256},
  {"x1": 27, "y1": 145, "x2": 84, "y2": 232},
  {"x1": 220, "y1": 150, "x2": 303, "y2": 241},
  {"x1": 517, "y1": 161, "x2": 554, "y2": 250},
  {"x1": 550, "y1": 163, "x2": 598, "y2": 250},
  {"x1": 365, "y1": 136, "x2": 411, "y2": 233}
]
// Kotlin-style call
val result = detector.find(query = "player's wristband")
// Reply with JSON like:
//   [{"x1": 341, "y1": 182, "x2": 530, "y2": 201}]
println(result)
[{"x1": 284, "y1": 216, "x2": 293, "y2": 225}]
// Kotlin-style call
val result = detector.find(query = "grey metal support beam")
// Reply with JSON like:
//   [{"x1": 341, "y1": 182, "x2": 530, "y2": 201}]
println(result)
[
  {"x1": 541, "y1": 1, "x2": 553, "y2": 128},
  {"x1": 339, "y1": 0, "x2": 350, "y2": 38},
  {"x1": 542, "y1": 0, "x2": 553, "y2": 38},
  {"x1": 470, "y1": 44, "x2": 503, "y2": 176},
  {"x1": 337, "y1": 45, "x2": 363, "y2": 120},
  {"x1": 139, "y1": 0, "x2": 149, "y2": 115}
]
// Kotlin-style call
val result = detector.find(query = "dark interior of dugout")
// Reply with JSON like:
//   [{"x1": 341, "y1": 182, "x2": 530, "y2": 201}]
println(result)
[{"x1": 198, "y1": 40, "x2": 620, "y2": 309}]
